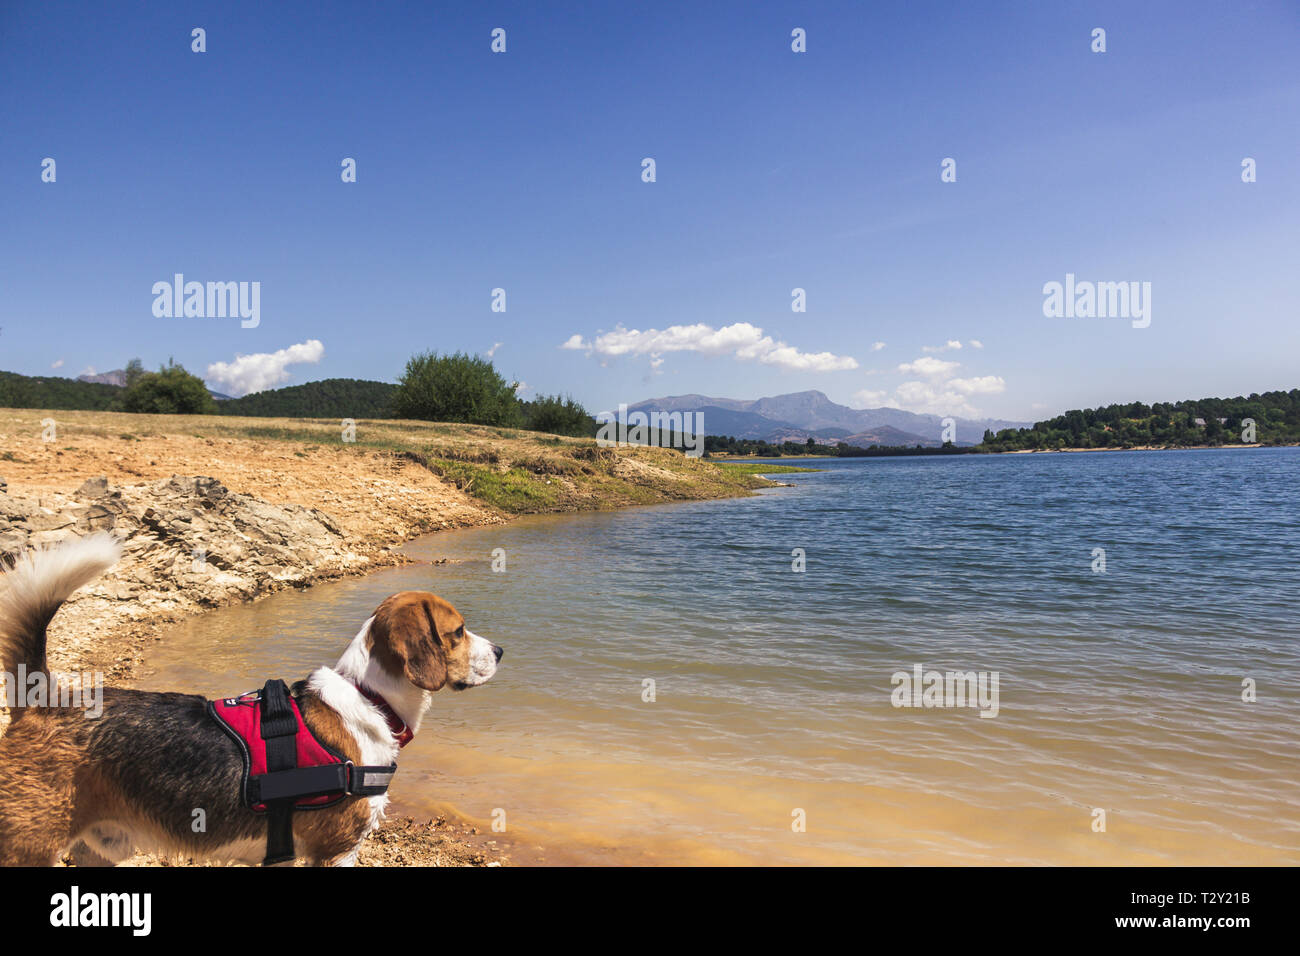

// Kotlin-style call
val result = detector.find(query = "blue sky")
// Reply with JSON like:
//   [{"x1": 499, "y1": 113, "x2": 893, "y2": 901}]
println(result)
[{"x1": 2, "y1": 0, "x2": 1297, "y2": 421}]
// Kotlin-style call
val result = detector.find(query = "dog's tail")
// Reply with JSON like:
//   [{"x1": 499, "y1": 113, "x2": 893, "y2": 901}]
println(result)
[{"x1": 0, "y1": 532, "x2": 121, "y2": 685}]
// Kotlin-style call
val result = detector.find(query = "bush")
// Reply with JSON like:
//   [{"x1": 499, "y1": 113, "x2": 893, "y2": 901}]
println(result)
[
  {"x1": 522, "y1": 394, "x2": 592, "y2": 437},
  {"x1": 392, "y1": 351, "x2": 522, "y2": 427},
  {"x1": 121, "y1": 360, "x2": 217, "y2": 415}
]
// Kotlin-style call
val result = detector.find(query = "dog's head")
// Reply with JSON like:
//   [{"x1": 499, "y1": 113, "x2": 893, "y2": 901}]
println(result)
[{"x1": 367, "y1": 591, "x2": 502, "y2": 692}]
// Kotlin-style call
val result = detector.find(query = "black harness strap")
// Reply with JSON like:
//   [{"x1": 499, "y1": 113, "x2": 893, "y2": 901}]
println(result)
[
  {"x1": 259, "y1": 679, "x2": 300, "y2": 865},
  {"x1": 210, "y1": 679, "x2": 400, "y2": 865}
]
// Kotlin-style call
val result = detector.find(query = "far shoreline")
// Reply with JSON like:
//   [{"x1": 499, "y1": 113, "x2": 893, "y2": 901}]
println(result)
[
  {"x1": 995, "y1": 442, "x2": 1288, "y2": 454},
  {"x1": 707, "y1": 441, "x2": 1295, "y2": 461}
]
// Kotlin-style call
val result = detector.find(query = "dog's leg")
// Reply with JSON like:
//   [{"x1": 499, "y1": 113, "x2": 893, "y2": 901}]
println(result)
[
  {"x1": 322, "y1": 848, "x2": 360, "y2": 867},
  {"x1": 68, "y1": 839, "x2": 115, "y2": 867},
  {"x1": 67, "y1": 823, "x2": 135, "y2": 865},
  {"x1": 0, "y1": 720, "x2": 82, "y2": 865},
  {"x1": 297, "y1": 798, "x2": 373, "y2": 866},
  {"x1": 0, "y1": 781, "x2": 74, "y2": 866},
  {"x1": 303, "y1": 840, "x2": 360, "y2": 866}
]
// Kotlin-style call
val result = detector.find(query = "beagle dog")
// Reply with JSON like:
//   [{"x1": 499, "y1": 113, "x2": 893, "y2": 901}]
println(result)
[{"x1": 0, "y1": 532, "x2": 502, "y2": 866}]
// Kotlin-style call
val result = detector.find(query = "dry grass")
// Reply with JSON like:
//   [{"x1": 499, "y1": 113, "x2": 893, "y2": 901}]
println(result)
[{"x1": 0, "y1": 407, "x2": 768, "y2": 518}]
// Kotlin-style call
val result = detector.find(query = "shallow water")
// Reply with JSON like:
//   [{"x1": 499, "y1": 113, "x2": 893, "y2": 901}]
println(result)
[{"x1": 135, "y1": 448, "x2": 1300, "y2": 864}]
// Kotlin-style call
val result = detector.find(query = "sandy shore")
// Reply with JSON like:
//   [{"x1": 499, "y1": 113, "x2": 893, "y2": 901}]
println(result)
[
  {"x1": 0, "y1": 407, "x2": 768, "y2": 866},
  {"x1": 1001, "y1": 443, "x2": 1269, "y2": 453}
]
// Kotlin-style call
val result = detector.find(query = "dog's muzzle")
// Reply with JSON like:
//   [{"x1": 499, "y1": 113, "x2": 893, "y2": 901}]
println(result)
[{"x1": 461, "y1": 630, "x2": 502, "y2": 687}]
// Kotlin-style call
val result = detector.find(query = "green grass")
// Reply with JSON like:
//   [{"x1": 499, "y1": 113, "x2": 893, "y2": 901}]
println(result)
[
  {"x1": 709, "y1": 461, "x2": 820, "y2": 474},
  {"x1": 430, "y1": 459, "x2": 562, "y2": 512}
]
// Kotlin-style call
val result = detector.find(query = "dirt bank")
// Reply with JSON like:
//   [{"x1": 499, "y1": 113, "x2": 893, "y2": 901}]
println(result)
[
  {"x1": 1, "y1": 407, "x2": 768, "y2": 866},
  {"x1": 0, "y1": 407, "x2": 764, "y2": 681}
]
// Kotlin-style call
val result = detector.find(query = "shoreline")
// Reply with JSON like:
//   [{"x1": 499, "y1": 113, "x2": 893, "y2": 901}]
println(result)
[
  {"x1": 0, "y1": 407, "x2": 772, "y2": 867},
  {"x1": 0, "y1": 407, "x2": 769, "y2": 683},
  {"x1": 997, "y1": 442, "x2": 1274, "y2": 454},
  {"x1": 711, "y1": 442, "x2": 1291, "y2": 460}
]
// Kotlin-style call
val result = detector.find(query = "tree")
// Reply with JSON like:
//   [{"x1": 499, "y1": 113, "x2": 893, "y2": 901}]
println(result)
[
  {"x1": 391, "y1": 351, "x2": 523, "y2": 426},
  {"x1": 121, "y1": 360, "x2": 217, "y2": 415},
  {"x1": 123, "y1": 358, "x2": 145, "y2": 388},
  {"x1": 522, "y1": 394, "x2": 592, "y2": 436}
]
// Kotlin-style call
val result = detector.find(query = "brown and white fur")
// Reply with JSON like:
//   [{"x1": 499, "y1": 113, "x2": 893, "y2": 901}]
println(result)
[{"x1": 0, "y1": 533, "x2": 502, "y2": 866}]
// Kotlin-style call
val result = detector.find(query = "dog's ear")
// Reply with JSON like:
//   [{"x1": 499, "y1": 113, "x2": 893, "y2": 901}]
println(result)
[{"x1": 370, "y1": 594, "x2": 456, "y2": 691}]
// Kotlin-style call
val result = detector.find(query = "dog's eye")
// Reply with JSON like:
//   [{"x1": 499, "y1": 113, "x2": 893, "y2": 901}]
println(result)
[{"x1": 453, "y1": 625, "x2": 465, "y2": 641}]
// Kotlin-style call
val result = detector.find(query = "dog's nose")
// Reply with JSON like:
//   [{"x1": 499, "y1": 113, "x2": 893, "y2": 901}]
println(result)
[{"x1": 493, "y1": 645, "x2": 504, "y2": 662}]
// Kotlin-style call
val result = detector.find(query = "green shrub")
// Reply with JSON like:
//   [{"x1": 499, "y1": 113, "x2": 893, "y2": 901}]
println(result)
[
  {"x1": 392, "y1": 351, "x2": 522, "y2": 427},
  {"x1": 121, "y1": 360, "x2": 217, "y2": 415},
  {"x1": 522, "y1": 393, "x2": 593, "y2": 437}
]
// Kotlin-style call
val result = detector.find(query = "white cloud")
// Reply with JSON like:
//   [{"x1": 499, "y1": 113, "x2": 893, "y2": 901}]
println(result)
[
  {"x1": 51, "y1": 359, "x2": 64, "y2": 370},
  {"x1": 206, "y1": 339, "x2": 325, "y2": 397},
  {"x1": 561, "y1": 322, "x2": 858, "y2": 373},
  {"x1": 969, "y1": 339, "x2": 984, "y2": 349},
  {"x1": 922, "y1": 339, "x2": 963, "y2": 353},
  {"x1": 948, "y1": 375, "x2": 1005, "y2": 396},
  {"x1": 851, "y1": 389, "x2": 889, "y2": 408},
  {"x1": 484, "y1": 342, "x2": 503, "y2": 358},
  {"x1": 871, "y1": 341, "x2": 886, "y2": 351},
  {"x1": 891, "y1": 374, "x2": 1006, "y2": 417},
  {"x1": 897, "y1": 356, "x2": 960, "y2": 377},
  {"x1": 874, "y1": 354, "x2": 1007, "y2": 416},
  {"x1": 893, "y1": 381, "x2": 947, "y2": 411}
]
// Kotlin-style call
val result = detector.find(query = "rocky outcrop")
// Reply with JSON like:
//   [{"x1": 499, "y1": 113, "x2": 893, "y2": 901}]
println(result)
[
  {"x1": 1, "y1": 474, "x2": 374, "y2": 600},
  {"x1": 0, "y1": 475, "x2": 401, "y2": 676}
]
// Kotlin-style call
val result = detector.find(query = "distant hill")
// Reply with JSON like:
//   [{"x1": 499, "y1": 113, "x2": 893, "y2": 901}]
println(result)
[
  {"x1": 218, "y1": 379, "x2": 397, "y2": 419},
  {"x1": 841, "y1": 425, "x2": 938, "y2": 446},
  {"x1": 629, "y1": 390, "x2": 1026, "y2": 445},
  {"x1": 77, "y1": 369, "x2": 128, "y2": 387},
  {"x1": 0, "y1": 370, "x2": 124, "y2": 411},
  {"x1": 674, "y1": 405, "x2": 849, "y2": 442},
  {"x1": 983, "y1": 389, "x2": 1300, "y2": 450},
  {"x1": 1, "y1": 371, "x2": 391, "y2": 417}
]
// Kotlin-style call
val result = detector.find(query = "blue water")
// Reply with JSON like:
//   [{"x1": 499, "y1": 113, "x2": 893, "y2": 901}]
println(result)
[{"x1": 140, "y1": 447, "x2": 1300, "y2": 864}]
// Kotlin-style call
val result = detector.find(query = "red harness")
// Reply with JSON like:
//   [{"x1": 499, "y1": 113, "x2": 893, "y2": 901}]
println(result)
[
  {"x1": 207, "y1": 679, "x2": 404, "y2": 863},
  {"x1": 210, "y1": 686, "x2": 351, "y2": 810}
]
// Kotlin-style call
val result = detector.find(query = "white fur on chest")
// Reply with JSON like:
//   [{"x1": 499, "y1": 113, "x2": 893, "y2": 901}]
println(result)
[{"x1": 306, "y1": 658, "x2": 402, "y2": 863}]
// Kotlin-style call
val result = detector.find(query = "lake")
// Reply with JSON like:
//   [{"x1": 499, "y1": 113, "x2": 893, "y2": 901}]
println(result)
[{"x1": 134, "y1": 447, "x2": 1300, "y2": 864}]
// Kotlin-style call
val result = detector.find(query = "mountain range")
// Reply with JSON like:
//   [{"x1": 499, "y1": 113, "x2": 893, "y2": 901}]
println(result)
[
  {"x1": 627, "y1": 391, "x2": 1029, "y2": 446},
  {"x1": 63, "y1": 369, "x2": 1027, "y2": 445}
]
